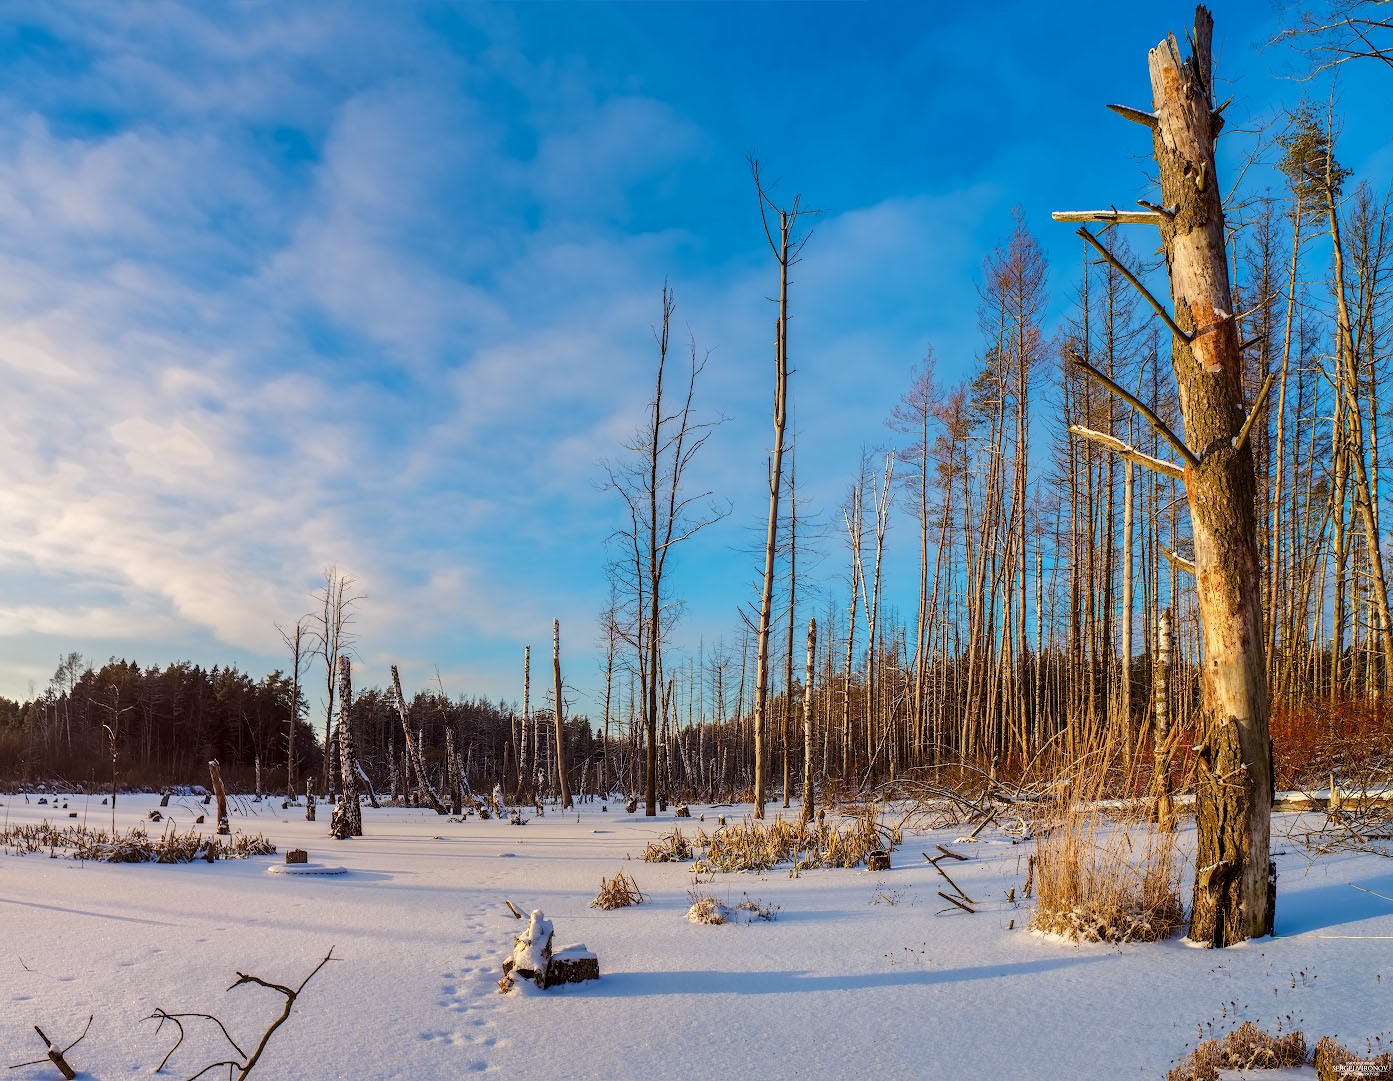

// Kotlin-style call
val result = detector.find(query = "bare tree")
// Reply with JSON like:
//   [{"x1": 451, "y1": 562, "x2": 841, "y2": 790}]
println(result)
[
  {"x1": 604, "y1": 285, "x2": 724, "y2": 816},
  {"x1": 312, "y1": 567, "x2": 361, "y2": 799},
  {"x1": 1054, "y1": 6, "x2": 1274, "y2": 945},
  {"x1": 390, "y1": 665, "x2": 447, "y2": 815},
  {"x1": 1273, "y1": 0, "x2": 1393, "y2": 73},
  {"x1": 751, "y1": 160, "x2": 813, "y2": 818},
  {"x1": 276, "y1": 618, "x2": 312, "y2": 801},
  {"x1": 552, "y1": 618, "x2": 572, "y2": 810}
]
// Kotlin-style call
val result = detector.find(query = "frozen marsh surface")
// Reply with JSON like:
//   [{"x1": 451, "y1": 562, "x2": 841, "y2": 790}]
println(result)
[{"x1": 2, "y1": 792, "x2": 1391, "y2": 1079}]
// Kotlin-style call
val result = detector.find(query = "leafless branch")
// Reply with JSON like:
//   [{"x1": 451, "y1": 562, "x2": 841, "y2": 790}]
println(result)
[
  {"x1": 1075, "y1": 226, "x2": 1194, "y2": 348},
  {"x1": 1069, "y1": 351, "x2": 1200, "y2": 469}
]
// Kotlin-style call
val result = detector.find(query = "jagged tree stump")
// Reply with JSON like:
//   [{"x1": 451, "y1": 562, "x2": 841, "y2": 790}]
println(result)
[
  {"x1": 501, "y1": 910, "x2": 554, "y2": 990},
  {"x1": 498, "y1": 911, "x2": 601, "y2": 992},
  {"x1": 208, "y1": 759, "x2": 231, "y2": 835}
]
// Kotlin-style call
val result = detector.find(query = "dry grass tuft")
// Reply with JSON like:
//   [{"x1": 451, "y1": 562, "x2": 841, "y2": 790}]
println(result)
[
  {"x1": 702, "y1": 806, "x2": 899, "y2": 873},
  {"x1": 0, "y1": 822, "x2": 275, "y2": 863},
  {"x1": 1169, "y1": 1022, "x2": 1308, "y2": 1081},
  {"x1": 734, "y1": 893, "x2": 779, "y2": 921},
  {"x1": 590, "y1": 870, "x2": 645, "y2": 910},
  {"x1": 1312, "y1": 1036, "x2": 1393, "y2": 1081},
  {"x1": 642, "y1": 827, "x2": 693, "y2": 863},
  {"x1": 1029, "y1": 746, "x2": 1184, "y2": 944}
]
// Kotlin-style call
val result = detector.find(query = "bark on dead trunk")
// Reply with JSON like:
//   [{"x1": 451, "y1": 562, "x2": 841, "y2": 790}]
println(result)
[
  {"x1": 336, "y1": 656, "x2": 362, "y2": 837},
  {"x1": 1147, "y1": 8, "x2": 1273, "y2": 945},
  {"x1": 208, "y1": 759, "x2": 230, "y2": 835}
]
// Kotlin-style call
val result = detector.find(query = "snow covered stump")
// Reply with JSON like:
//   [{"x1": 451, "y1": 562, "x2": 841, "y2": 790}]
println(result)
[{"x1": 499, "y1": 910, "x2": 599, "y2": 992}]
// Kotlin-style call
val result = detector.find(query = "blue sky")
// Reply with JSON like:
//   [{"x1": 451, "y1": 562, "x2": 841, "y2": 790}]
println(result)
[{"x1": 0, "y1": 1, "x2": 1388, "y2": 715}]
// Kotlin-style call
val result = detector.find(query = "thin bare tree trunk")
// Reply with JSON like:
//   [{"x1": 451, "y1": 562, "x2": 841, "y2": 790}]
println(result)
[
  {"x1": 800, "y1": 617, "x2": 816, "y2": 826},
  {"x1": 390, "y1": 665, "x2": 447, "y2": 815},
  {"x1": 553, "y1": 619, "x2": 572, "y2": 809},
  {"x1": 751, "y1": 167, "x2": 804, "y2": 817}
]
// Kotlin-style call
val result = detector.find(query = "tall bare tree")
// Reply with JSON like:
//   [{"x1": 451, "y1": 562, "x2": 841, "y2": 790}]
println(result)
[
  {"x1": 313, "y1": 567, "x2": 360, "y2": 799},
  {"x1": 390, "y1": 665, "x2": 447, "y2": 815},
  {"x1": 552, "y1": 618, "x2": 572, "y2": 810},
  {"x1": 605, "y1": 286, "x2": 724, "y2": 816},
  {"x1": 276, "y1": 617, "x2": 312, "y2": 801},
  {"x1": 751, "y1": 161, "x2": 813, "y2": 818},
  {"x1": 1055, "y1": 6, "x2": 1274, "y2": 945}
]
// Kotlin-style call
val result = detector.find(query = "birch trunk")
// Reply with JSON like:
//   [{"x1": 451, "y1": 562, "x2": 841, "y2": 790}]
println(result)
[
  {"x1": 336, "y1": 656, "x2": 362, "y2": 837},
  {"x1": 390, "y1": 665, "x2": 448, "y2": 815}
]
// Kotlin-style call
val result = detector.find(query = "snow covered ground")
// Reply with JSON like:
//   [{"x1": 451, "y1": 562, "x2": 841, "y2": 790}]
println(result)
[{"x1": 2, "y1": 791, "x2": 1390, "y2": 1080}]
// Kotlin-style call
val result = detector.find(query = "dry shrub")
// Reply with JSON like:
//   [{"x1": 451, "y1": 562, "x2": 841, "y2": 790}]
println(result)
[
  {"x1": 642, "y1": 827, "x2": 692, "y2": 863},
  {"x1": 590, "y1": 871, "x2": 645, "y2": 910},
  {"x1": 1312, "y1": 1037, "x2": 1393, "y2": 1081},
  {"x1": 703, "y1": 806, "x2": 899, "y2": 873},
  {"x1": 1271, "y1": 697, "x2": 1393, "y2": 790},
  {"x1": 1029, "y1": 747, "x2": 1183, "y2": 944},
  {"x1": 734, "y1": 893, "x2": 778, "y2": 921},
  {"x1": 1170, "y1": 1022, "x2": 1308, "y2": 1081}
]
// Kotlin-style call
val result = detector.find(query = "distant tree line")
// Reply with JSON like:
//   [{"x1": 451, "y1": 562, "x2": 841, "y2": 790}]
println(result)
[{"x1": 0, "y1": 652, "x2": 602, "y2": 800}]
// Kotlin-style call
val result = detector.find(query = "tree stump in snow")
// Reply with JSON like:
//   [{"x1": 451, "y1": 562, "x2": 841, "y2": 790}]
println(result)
[
  {"x1": 286, "y1": 849, "x2": 308, "y2": 865},
  {"x1": 549, "y1": 946, "x2": 600, "y2": 985},
  {"x1": 329, "y1": 798, "x2": 352, "y2": 839},
  {"x1": 867, "y1": 850, "x2": 891, "y2": 872},
  {"x1": 498, "y1": 912, "x2": 600, "y2": 992},
  {"x1": 500, "y1": 910, "x2": 554, "y2": 991},
  {"x1": 208, "y1": 759, "x2": 231, "y2": 835}
]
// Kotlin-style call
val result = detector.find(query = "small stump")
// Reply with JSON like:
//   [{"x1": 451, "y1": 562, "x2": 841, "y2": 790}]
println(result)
[
  {"x1": 674, "y1": 804, "x2": 691, "y2": 818},
  {"x1": 867, "y1": 850, "x2": 891, "y2": 872},
  {"x1": 501, "y1": 910, "x2": 554, "y2": 991},
  {"x1": 499, "y1": 911, "x2": 600, "y2": 992},
  {"x1": 285, "y1": 849, "x2": 308, "y2": 865},
  {"x1": 550, "y1": 946, "x2": 600, "y2": 985}
]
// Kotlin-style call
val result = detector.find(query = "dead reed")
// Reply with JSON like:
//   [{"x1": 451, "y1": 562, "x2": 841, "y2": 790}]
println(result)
[
  {"x1": 645, "y1": 806, "x2": 899, "y2": 874},
  {"x1": 590, "y1": 870, "x2": 645, "y2": 909},
  {"x1": 1028, "y1": 745, "x2": 1184, "y2": 944},
  {"x1": 1169, "y1": 1022, "x2": 1308, "y2": 1081},
  {"x1": 641, "y1": 827, "x2": 693, "y2": 863},
  {"x1": 0, "y1": 822, "x2": 276, "y2": 863}
]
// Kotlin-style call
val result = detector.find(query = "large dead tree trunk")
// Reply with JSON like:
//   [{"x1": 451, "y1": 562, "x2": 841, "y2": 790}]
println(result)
[
  {"x1": 1055, "y1": 5, "x2": 1273, "y2": 946},
  {"x1": 1147, "y1": 8, "x2": 1273, "y2": 946},
  {"x1": 336, "y1": 656, "x2": 362, "y2": 837}
]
